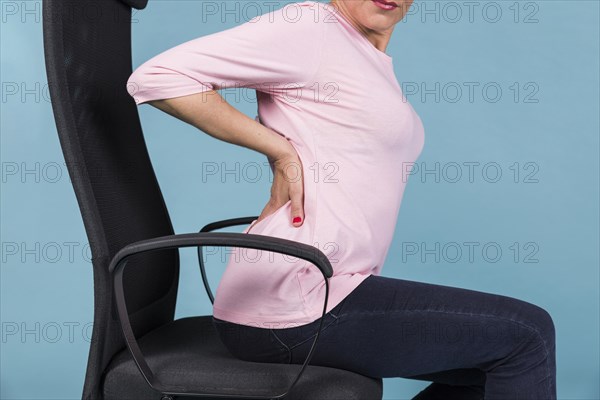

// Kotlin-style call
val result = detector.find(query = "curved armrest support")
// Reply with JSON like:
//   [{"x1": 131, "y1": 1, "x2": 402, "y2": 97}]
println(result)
[
  {"x1": 197, "y1": 216, "x2": 258, "y2": 304},
  {"x1": 109, "y1": 231, "x2": 333, "y2": 399}
]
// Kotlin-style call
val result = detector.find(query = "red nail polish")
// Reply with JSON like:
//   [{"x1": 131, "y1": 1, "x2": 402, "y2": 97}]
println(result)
[{"x1": 293, "y1": 216, "x2": 302, "y2": 224}]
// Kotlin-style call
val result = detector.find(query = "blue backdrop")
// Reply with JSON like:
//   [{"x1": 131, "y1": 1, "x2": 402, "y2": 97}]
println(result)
[{"x1": 1, "y1": 1, "x2": 598, "y2": 398}]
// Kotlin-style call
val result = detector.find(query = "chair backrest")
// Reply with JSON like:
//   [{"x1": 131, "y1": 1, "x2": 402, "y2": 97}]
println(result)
[{"x1": 42, "y1": 0, "x2": 180, "y2": 398}]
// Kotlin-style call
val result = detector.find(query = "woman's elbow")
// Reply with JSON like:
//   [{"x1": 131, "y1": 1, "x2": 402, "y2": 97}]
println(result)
[
  {"x1": 125, "y1": 63, "x2": 155, "y2": 105},
  {"x1": 125, "y1": 63, "x2": 214, "y2": 106}
]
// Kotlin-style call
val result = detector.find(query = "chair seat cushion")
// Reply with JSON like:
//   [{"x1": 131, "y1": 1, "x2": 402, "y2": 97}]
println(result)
[{"x1": 102, "y1": 316, "x2": 383, "y2": 400}]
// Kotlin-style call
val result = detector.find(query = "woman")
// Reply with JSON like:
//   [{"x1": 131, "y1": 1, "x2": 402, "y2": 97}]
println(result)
[{"x1": 126, "y1": 1, "x2": 557, "y2": 398}]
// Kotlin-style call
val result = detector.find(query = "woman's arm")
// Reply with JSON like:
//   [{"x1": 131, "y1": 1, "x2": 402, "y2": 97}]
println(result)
[
  {"x1": 147, "y1": 89, "x2": 305, "y2": 226},
  {"x1": 146, "y1": 90, "x2": 293, "y2": 163},
  {"x1": 126, "y1": 3, "x2": 326, "y2": 225},
  {"x1": 126, "y1": 3, "x2": 325, "y2": 161}
]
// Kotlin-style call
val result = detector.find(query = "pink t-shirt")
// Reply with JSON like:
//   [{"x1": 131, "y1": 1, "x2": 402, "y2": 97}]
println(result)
[{"x1": 127, "y1": 0, "x2": 425, "y2": 328}]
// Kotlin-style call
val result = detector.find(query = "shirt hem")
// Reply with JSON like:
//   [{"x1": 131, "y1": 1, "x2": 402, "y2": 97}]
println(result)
[
  {"x1": 212, "y1": 272, "x2": 373, "y2": 328},
  {"x1": 131, "y1": 83, "x2": 213, "y2": 106}
]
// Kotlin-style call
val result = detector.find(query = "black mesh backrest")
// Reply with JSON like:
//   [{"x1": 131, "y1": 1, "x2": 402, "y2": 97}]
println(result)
[{"x1": 42, "y1": 0, "x2": 179, "y2": 399}]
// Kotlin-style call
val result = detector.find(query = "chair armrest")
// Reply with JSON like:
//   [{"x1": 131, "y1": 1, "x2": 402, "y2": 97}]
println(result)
[
  {"x1": 197, "y1": 216, "x2": 258, "y2": 304},
  {"x1": 109, "y1": 231, "x2": 333, "y2": 399},
  {"x1": 200, "y1": 216, "x2": 258, "y2": 233}
]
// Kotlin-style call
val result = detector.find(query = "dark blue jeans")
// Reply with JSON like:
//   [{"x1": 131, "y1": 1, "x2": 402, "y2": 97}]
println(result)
[{"x1": 213, "y1": 274, "x2": 557, "y2": 399}]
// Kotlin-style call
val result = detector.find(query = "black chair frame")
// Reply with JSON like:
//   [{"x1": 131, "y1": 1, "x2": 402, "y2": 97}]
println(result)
[{"x1": 111, "y1": 223, "x2": 334, "y2": 399}]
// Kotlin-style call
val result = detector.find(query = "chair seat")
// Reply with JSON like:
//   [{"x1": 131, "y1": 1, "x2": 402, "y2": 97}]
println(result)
[{"x1": 103, "y1": 316, "x2": 383, "y2": 400}]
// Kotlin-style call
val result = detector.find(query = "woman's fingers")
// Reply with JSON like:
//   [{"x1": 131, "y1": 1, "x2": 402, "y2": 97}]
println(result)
[
  {"x1": 285, "y1": 157, "x2": 304, "y2": 227},
  {"x1": 290, "y1": 186, "x2": 304, "y2": 227},
  {"x1": 269, "y1": 143, "x2": 305, "y2": 228}
]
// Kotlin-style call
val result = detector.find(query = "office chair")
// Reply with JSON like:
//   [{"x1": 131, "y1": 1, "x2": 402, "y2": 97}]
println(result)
[{"x1": 42, "y1": 0, "x2": 385, "y2": 399}]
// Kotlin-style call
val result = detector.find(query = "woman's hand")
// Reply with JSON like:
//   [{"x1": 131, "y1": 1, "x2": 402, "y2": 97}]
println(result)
[
  {"x1": 148, "y1": 92, "x2": 305, "y2": 227},
  {"x1": 258, "y1": 141, "x2": 305, "y2": 227}
]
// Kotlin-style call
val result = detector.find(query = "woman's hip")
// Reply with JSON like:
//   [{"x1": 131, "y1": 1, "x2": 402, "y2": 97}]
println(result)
[{"x1": 213, "y1": 274, "x2": 556, "y2": 378}]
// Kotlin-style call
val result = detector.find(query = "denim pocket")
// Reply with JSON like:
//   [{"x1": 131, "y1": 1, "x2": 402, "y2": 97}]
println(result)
[{"x1": 269, "y1": 297, "x2": 348, "y2": 351}]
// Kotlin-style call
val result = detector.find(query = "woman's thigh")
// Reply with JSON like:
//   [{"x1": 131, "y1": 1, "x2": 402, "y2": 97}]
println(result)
[
  {"x1": 214, "y1": 273, "x2": 555, "y2": 390},
  {"x1": 270, "y1": 274, "x2": 555, "y2": 381}
]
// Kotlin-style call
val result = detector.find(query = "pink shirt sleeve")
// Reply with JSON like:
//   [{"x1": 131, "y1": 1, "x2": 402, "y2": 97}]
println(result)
[{"x1": 126, "y1": 2, "x2": 326, "y2": 105}]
